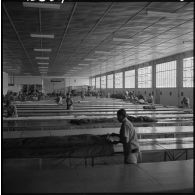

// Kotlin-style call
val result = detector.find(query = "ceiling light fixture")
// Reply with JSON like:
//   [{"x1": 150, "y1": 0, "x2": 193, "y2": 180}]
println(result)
[
  {"x1": 23, "y1": 2, "x2": 61, "y2": 9},
  {"x1": 23, "y1": 73, "x2": 31, "y2": 75},
  {"x1": 117, "y1": 46, "x2": 132, "y2": 49},
  {"x1": 34, "y1": 48, "x2": 52, "y2": 52},
  {"x1": 31, "y1": 34, "x2": 54, "y2": 39},
  {"x1": 84, "y1": 58, "x2": 96, "y2": 61},
  {"x1": 35, "y1": 57, "x2": 49, "y2": 60},
  {"x1": 78, "y1": 64, "x2": 89, "y2": 66},
  {"x1": 39, "y1": 67, "x2": 48, "y2": 69},
  {"x1": 37, "y1": 62, "x2": 49, "y2": 65},
  {"x1": 113, "y1": 38, "x2": 133, "y2": 42},
  {"x1": 95, "y1": 51, "x2": 111, "y2": 54},
  {"x1": 146, "y1": 10, "x2": 179, "y2": 18}
]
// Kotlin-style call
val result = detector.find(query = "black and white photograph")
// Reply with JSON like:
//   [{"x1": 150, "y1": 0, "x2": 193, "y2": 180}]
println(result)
[{"x1": 2, "y1": 0, "x2": 194, "y2": 193}]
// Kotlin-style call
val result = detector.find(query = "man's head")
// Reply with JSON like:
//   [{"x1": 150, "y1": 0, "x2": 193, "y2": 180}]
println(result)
[{"x1": 117, "y1": 109, "x2": 127, "y2": 122}]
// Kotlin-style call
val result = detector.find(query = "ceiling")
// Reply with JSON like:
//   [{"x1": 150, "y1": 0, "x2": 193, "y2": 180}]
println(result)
[{"x1": 2, "y1": 1, "x2": 194, "y2": 78}]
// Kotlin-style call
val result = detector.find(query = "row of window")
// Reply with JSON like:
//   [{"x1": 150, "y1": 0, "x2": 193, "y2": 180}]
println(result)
[{"x1": 92, "y1": 57, "x2": 193, "y2": 88}]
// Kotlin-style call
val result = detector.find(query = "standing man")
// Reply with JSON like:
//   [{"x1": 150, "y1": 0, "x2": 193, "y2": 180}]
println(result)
[
  {"x1": 66, "y1": 93, "x2": 73, "y2": 110},
  {"x1": 117, "y1": 109, "x2": 139, "y2": 164}
]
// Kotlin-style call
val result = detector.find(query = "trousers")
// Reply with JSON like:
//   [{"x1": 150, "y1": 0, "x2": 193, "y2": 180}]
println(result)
[{"x1": 124, "y1": 152, "x2": 139, "y2": 164}]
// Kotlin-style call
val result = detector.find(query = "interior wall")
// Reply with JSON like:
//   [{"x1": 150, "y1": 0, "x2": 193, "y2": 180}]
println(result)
[
  {"x1": 43, "y1": 77, "x2": 89, "y2": 94},
  {"x1": 180, "y1": 88, "x2": 194, "y2": 108},
  {"x1": 156, "y1": 88, "x2": 178, "y2": 106},
  {"x1": 3, "y1": 72, "x2": 8, "y2": 95},
  {"x1": 8, "y1": 85, "x2": 22, "y2": 93},
  {"x1": 11, "y1": 76, "x2": 42, "y2": 85},
  {"x1": 92, "y1": 50, "x2": 193, "y2": 107},
  {"x1": 66, "y1": 77, "x2": 89, "y2": 86}
]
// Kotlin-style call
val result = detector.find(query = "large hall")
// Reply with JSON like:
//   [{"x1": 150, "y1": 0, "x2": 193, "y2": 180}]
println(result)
[{"x1": 2, "y1": 0, "x2": 194, "y2": 193}]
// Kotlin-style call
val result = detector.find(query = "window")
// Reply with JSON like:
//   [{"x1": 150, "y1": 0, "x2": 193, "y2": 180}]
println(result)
[
  {"x1": 125, "y1": 70, "x2": 135, "y2": 88},
  {"x1": 156, "y1": 61, "x2": 176, "y2": 88},
  {"x1": 183, "y1": 57, "x2": 193, "y2": 87},
  {"x1": 101, "y1": 76, "x2": 106, "y2": 89},
  {"x1": 95, "y1": 77, "x2": 100, "y2": 88},
  {"x1": 92, "y1": 78, "x2": 95, "y2": 87},
  {"x1": 115, "y1": 72, "x2": 123, "y2": 88},
  {"x1": 138, "y1": 66, "x2": 152, "y2": 88},
  {"x1": 107, "y1": 74, "x2": 113, "y2": 88}
]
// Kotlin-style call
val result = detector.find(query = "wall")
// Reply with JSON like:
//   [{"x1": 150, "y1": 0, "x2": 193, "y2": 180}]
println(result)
[
  {"x1": 43, "y1": 77, "x2": 89, "y2": 94},
  {"x1": 66, "y1": 77, "x2": 89, "y2": 86},
  {"x1": 12, "y1": 76, "x2": 42, "y2": 85},
  {"x1": 8, "y1": 85, "x2": 22, "y2": 93},
  {"x1": 180, "y1": 88, "x2": 194, "y2": 108},
  {"x1": 3, "y1": 72, "x2": 8, "y2": 95},
  {"x1": 92, "y1": 50, "x2": 193, "y2": 107}
]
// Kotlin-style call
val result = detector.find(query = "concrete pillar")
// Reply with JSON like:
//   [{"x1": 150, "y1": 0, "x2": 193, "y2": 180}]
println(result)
[
  {"x1": 41, "y1": 77, "x2": 44, "y2": 94},
  {"x1": 122, "y1": 71, "x2": 125, "y2": 90},
  {"x1": 135, "y1": 67, "x2": 138, "y2": 95},
  {"x1": 113, "y1": 73, "x2": 115, "y2": 94},
  {"x1": 64, "y1": 78, "x2": 66, "y2": 95},
  {"x1": 152, "y1": 61, "x2": 156, "y2": 100},
  {"x1": 177, "y1": 54, "x2": 183, "y2": 107}
]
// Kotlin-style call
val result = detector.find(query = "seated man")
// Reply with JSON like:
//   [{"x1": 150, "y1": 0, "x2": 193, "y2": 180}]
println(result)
[
  {"x1": 66, "y1": 93, "x2": 73, "y2": 110},
  {"x1": 4, "y1": 100, "x2": 18, "y2": 118},
  {"x1": 181, "y1": 97, "x2": 190, "y2": 108}
]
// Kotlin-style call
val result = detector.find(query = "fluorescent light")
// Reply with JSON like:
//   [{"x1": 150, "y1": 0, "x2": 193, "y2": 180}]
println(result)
[
  {"x1": 113, "y1": 38, "x2": 133, "y2": 42},
  {"x1": 39, "y1": 67, "x2": 48, "y2": 69},
  {"x1": 31, "y1": 34, "x2": 54, "y2": 39},
  {"x1": 23, "y1": 73, "x2": 31, "y2": 75},
  {"x1": 35, "y1": 57, "x2": 49, "y2": 60},
  {"x1": 37, "y1": 62, "x2": 49, "y2": 65},
  {"x1": 95, "y1": 51, "x2": 111, "y2": 54},
  {"x1": 34, "y1": 48, "x2": 52, "y2": 52},
  {"x1": 84, "y1": 58, "x2": 96, "y2": 61},
  {"x1": 117, "y1": 45, "x2": 132, "y2": 49},
  {"x1": 23, "y1": 2, "x2": 61, "y2": 9},
  {"x1": 146, "y1": 10, "x2": 179, "y2": 18},
  {"x1": 98, "y1": 57, "x2": 107, "y2": 60},
  {"x1": 78, "y1": 64, "x2": 89, "y2": 66},
  {"x1": 73, "y1": 67, "x2": 82, "y2": 70}
]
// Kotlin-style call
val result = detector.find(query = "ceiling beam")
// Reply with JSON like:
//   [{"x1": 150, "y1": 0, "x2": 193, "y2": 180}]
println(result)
[
  {"x1": 66, "y1": 2, "x2": 114, "y2": 69},
  {"x1": 52, "y1": 2, "x2": 77, "y2": 68},
  {"x1": 3, "y1": 3, "x2": 35, "y2": 72}
]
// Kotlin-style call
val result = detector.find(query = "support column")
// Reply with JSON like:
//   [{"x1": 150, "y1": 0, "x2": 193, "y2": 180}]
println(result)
[
  {"x1": 135, "y1": 67, "x2": 138, "y2": 95},
  {"x1": 152, "y1": 61, "x2": 156, "y2": 101},
  {"x1": 177, "y1": 54, "x2": 183, "y2": 107},
  {"x1": 123, "y1": 71, "x2": 125, "y2": 90},
  {"x1": 113, "y1": 72, "x2": 115, "y2": 94},
  {"x1": 41, "y1": 77, "x2": 44, "y2": 94},
  {"x1": 64, "y1": 78, "x2": 66, "y2": 95}
]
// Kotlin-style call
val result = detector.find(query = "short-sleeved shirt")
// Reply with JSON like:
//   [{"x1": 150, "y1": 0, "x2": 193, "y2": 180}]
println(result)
[
  {"x1": 5, "y1": 105, "x2": 17, "y2": 117},
  {"x1": 119, "y1": 117, "x2": 139, "y2": 152}
]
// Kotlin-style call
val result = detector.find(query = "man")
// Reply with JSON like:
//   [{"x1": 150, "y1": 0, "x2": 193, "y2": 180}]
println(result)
[
  {"x1": 66, "y1": 93, "x2": 73, "y2": 110},
  {"x1": 4, "y1": 100, "x2": 18, "y2": 118},
  {"x1": 109, "y1": 109, "x2": 139, "y2": 164}
]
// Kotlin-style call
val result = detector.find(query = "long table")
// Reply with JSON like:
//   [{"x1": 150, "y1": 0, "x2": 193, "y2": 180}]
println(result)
[
  {"x1": 3, "y1": 113, "x2": 193, "y2": 121},
  {"x1": 3, "y1": 126, "x2": 193, "y2": 139},
  {"x1": 3, "y1": 159, "x2": 193, "y2": 193},
  {"x1": 3, "y1": 119, "x2": 193, "y2": 131}
]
